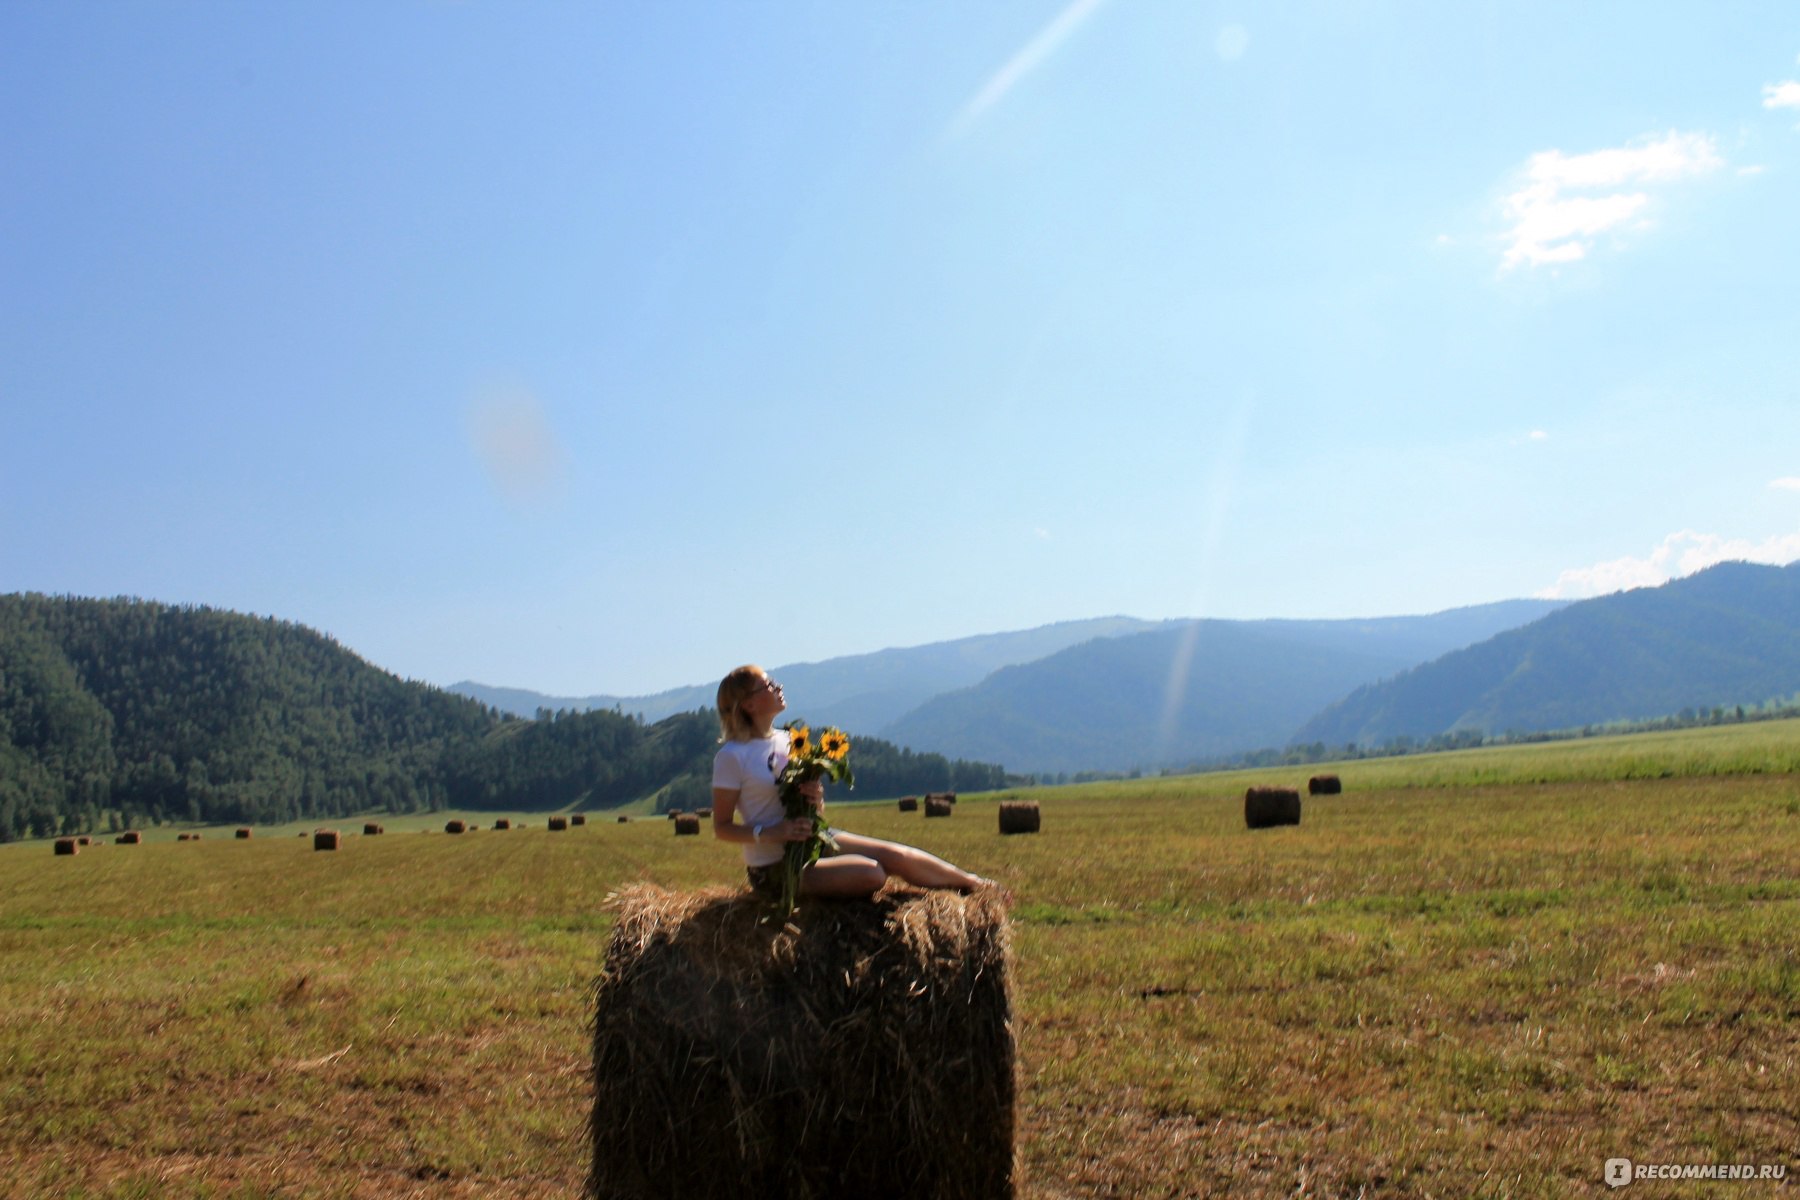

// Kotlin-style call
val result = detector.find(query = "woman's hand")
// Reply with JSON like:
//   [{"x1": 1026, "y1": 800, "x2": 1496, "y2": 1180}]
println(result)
[
  {"x1": 799, "y1": 778, "x2": 825, "y2": 813},
  {"x1": 775, "y1": 816, "x2": 815, "y2": 842}
]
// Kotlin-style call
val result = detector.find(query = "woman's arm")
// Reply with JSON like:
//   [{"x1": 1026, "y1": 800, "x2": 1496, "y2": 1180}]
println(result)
[{"x1": 711, "y1": 787, "x2": 813, "y2": 845}]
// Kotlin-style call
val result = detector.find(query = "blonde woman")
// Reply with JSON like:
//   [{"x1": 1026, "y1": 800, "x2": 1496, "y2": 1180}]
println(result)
[{"x1": 711, "y1": 664, "x2": 991, "y2": 899}]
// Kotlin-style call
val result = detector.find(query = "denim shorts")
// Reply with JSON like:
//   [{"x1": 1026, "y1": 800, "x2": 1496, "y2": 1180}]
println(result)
[
  {"x1": 745, "y1": 831, "x2": 845, "y2": 897},
  {"x1": 744, "y1": 863, "x2": 783, "y2": 899}
]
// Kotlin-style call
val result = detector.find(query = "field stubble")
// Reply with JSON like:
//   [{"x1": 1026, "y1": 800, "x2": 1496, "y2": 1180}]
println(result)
[{"x1": 2, "y1": 727, "x2": 1797, "y2": 1197}]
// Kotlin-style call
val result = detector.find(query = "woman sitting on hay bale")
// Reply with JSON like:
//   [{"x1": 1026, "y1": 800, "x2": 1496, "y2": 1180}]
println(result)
[{"x1": 711, "y1": 665, "x2": 993, "y2": 900}]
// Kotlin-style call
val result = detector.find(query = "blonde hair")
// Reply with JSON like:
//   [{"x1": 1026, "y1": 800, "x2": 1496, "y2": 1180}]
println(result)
[{"x1": 716, "y1": 664, "x2": 770, "y2": 742}]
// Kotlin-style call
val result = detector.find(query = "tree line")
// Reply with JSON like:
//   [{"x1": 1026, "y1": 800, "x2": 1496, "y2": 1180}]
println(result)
[{"x1": 0, "y1": 595, "x2": 1008, "y2": 841}]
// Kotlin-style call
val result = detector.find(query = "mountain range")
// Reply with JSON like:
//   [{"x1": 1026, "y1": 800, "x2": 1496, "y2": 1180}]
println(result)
[
  {"x1": 877, "y1": 603, "x2": 1563, "y2": 773},
  {"x1": 455, "y1": 598, "x2": 1566, "y2": 773},
  {"x1": 6, "y1": 562, "x2": 1795, "y2": 841},
  {"x1": 452, "y1": 616, "x2": 1178, "y2": 729},
  {"x1": 0, "y1": 594, "x2": 1007, "y2": 841},
  {"x1": 1295, "y1": 560, "x2": 1800, "y2": 747},
  {"x1": 456, "y1": 563, "x2": 1800, "y2": 774}
]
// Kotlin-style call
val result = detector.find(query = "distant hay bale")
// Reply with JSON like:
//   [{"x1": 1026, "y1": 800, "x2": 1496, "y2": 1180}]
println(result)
[
  {"x1": 54, "y1": 838, "x2": 78, "y2": 856},
  {"x1": 589, "y1": 884, "x2": 1017, "y2": 1200},
  {"x1": 445, "y1": 820, "x2": 467, "y2": 834},
  {"x1": 925, "y1": 791, "x2": 958, "y2": 806},
  {"x1": 898, "y1": 796, "x2": 919, "y2": 812},
  {"x1": 998, "y1": 801, "x2": 1040, "y2": 835},
  {"x1": 495, "y1": 818, "x2": 513, "y2": 830},
  {"x1": 1308, "y1": 774, "x2": 1343, "y2": 796},
  {"x1": 118, "y1": 831, "x2": 142, "y2": 845},
  {"x1": 925, "y1": 796, "x2": 953, "y2": 818},
  {"x1": 549, "y1": 816, "x2": 569, "y2": 832},
  {"x1": 1244, "y1": 786, "x2": 1302, "y2": 829},
  {"x1": 77, "y1": 835, "x2": 92, "y2": 845},
  {"x1": 667, "y1": 810, "x2": 683, "y2": 821},
  {"x1": 313, "y1": 830, "x2": 341, "y2": 851},
  {"x1": 674, "y1": 814, "x2": 701, "y2": 836},
  {"x1": 363, "y1": 823, "x2": 384, "y2": 836},
  {"x1": 571, "y1": 814, "x2": 587, "y2": 826},
  {"x1": 617, "y1": 815, "x2": 630, "y2": 824},
  {"x1": 235, "y1": 828, "x2": 252, "y2": 839}
]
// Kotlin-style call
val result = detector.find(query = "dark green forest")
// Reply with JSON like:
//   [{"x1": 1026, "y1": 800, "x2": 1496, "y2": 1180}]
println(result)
[{"x1": 0, "y1": 595, "x2": 1008, "y2": 841}]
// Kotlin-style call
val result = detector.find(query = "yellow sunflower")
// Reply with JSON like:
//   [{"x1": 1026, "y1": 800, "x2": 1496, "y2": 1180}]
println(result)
[
  {"x1": 786, "y1": 724, "x2": 811, "y2": 755},
  {"x1": 819, "y1": 728, "x2": 850, "y2": 761}
]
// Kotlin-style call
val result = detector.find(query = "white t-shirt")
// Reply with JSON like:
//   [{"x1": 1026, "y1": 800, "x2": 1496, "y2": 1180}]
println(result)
[{"x1": 711, "y1": 731, "x2": 790, "y2": 868}]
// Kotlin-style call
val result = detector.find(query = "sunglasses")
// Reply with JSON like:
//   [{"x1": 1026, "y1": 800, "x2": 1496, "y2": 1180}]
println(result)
[{"x1": 745, "y1": 678, "x2": 782, "y2": 698}]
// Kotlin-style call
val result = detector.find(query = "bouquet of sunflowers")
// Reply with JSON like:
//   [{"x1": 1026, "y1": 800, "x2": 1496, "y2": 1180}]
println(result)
[{"x1": 774, "y1": 721, "x2": 854, "y2": 914}]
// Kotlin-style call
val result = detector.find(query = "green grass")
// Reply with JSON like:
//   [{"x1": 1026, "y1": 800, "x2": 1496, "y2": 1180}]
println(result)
[{"x1": 3, "y1": 723, "x2": 1797, "y2": 1197}]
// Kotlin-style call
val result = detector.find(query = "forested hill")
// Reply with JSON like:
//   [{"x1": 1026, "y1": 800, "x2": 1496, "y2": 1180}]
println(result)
[
  {"x1": 1292, "y1": 561, "x2": 1800, "y2": 747},
  {"x1": 0, "y1": 595, "x2": 1005, "y2": 841}
]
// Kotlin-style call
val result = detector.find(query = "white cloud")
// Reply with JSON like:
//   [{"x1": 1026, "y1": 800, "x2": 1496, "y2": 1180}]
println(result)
[
  {"x1": 947, "y1": 0, "x2": 1108, "y2": 139},
  {"x1": 1771, "y1": 477, "x2": 1800, "y2": 491},
  {"x1": 1499, "y1": 131, "x2": 1723, "y2": 270},
  {"x1": 1763, "y1": 80, "x2": 1800, "y2": 110},
  {"x1": 1528, "y1": 429, "x2": 1549, "y2": 441},
  {"x1": 1535, "y1": 529, "x2": 1800, "y2": 599}
]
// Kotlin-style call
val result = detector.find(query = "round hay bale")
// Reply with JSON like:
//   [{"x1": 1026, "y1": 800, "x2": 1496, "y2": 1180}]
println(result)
[
  {"x1": 924, "y1": 796, "x2": 953, "y2": 818},
  {"x1": 495, "y1": 818, "x2": 513, "y2": 830},
  {"x1": 1244, "y1": 786, "x2": 1302, "y2": 829},
  {"x1": 571, "y1": 813, "x2": 587, "y2": 826},
  {"x1": 1308, "y1": 774, "x2": 1343, "y2": 796},
  {"x1": 363, "y1": 823, "x2": 384, "y2": 836},
  {"x1": 897, "y1": 796, "x2": 919, "y2": 812},
  {"x1": 590, "y1": 884, "x2": 1017, "y2": 1200},
  {"x1": 445, "y1": 820, "x2": 467, "y2": 834},
  {"x1": 617, "y1": 815, "x2": 630, "y2": 824},
  {"x1": 925, "y1": 791, "x2": 958, "y2": 806},
  {"x1": 235, "y1": 828, "x2": 253, "y2": 839},
  {"x1": 77, "y1": 835, "x2": 92, "y2": 845},
  {"x1": 673, "y1": 814, "x2": 701, "y2": 836},
  {"x1": 313, "y1": 829, "x2": 341, "y2": 851},
  {"x1": 54, "y1": 838, "x2": 78, "y2": 856},
  {"x1": 667, "y1": 810, "x2": 683, "y2": 821},
  {"x1": 118, "y1": 831, "x2": 142, "y2": 845},
  {"x1": 549, "y1": 816, "x2": 570, "y2": 832},
  {"x1": 997, "y1": 800, "x2": 1040, "y2": 835}
]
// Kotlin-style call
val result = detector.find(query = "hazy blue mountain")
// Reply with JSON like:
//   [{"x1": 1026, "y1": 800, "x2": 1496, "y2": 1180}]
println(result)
[
  {"x1": 1292, "y1": 562, "x2": 1800, "y2": 747},
  {"x1": 450, "y1": 616, "x2": 1176, "y2": 729},
  {"x1": 878, "y1": 599, "x2": 1567, "y2": 773}
]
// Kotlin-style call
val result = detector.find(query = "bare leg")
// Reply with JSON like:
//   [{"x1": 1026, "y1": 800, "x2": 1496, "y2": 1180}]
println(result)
[
  {"x1": 799, "y1": 853, "x2": 885, "y2": 899},
  {"x1": 830, "y1": 831, "x2": 991, "y2": 891}
]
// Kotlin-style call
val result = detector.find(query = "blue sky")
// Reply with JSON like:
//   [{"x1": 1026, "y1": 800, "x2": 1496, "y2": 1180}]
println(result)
[{"x1": 4, "y1": 1, "x2": 1798, "y2": 697}]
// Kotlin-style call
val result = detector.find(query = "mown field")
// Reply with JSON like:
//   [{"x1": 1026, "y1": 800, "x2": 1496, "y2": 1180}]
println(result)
[{"x1": 3, "y1": 721, "x2": 1797, "y2": 1198}]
